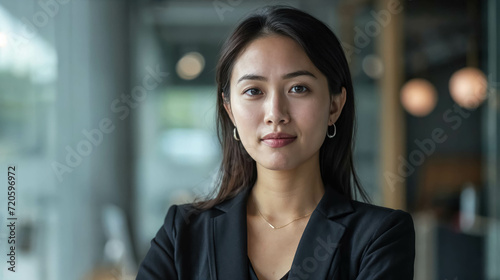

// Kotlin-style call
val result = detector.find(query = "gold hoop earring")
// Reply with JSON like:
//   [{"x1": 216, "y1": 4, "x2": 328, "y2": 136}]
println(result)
[
  {"x1": 327, "y1": 124, "x2": 336, "y2": 138},
  {"x1": 233, "y1": 127, "x2": 240, "y2": 141}
]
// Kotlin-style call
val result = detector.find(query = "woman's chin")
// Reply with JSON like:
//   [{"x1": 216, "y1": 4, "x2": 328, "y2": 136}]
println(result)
[{"x1": 256, "y1": 159, "x2": 298, "y2": 171}]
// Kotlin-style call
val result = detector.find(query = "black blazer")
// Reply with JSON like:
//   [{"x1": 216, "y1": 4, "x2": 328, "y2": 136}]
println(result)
[{"x1": 136, "y1": 184, "x2": 415, "y2": 279}]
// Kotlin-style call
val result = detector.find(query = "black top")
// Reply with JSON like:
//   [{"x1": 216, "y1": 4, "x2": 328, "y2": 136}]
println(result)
[
  {"x1": 248, "y1": 256, "x2": 289, "y2": 280},
  {"x1": 136, "y1": 184, "x2": 416, "y2": 279}
]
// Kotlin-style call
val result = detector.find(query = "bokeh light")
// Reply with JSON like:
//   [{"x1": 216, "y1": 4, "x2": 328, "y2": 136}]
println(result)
[
  {"x1": 362, "y1": 54, "x2": 384, "y2": 79},
  {"x1": 0, "y1": 31, "x2": 7, "y2": 48},
  {"x1": 176, "y1": 51, "x2": 205, "y2": 80},
  {"x1": 449, "y1": 67, "x2": 487, "y2": 109},
  {"x1": 400, "y1": 78, "x2": 438, "y2": 117}
]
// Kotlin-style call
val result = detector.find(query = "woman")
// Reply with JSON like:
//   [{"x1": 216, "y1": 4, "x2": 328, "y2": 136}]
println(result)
[{"x1": 137, "y1": 5, "x2": 415, "y2": 280}]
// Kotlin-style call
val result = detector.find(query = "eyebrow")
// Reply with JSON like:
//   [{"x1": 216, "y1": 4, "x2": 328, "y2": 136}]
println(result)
[{"x1": 236, "y1": 70, "x2": 317, "y2": 84}]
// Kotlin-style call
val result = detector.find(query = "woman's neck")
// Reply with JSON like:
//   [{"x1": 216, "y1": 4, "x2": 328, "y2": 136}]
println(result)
[{"x1": 248, "y1": 154, "x2": 325, "y2": 222}]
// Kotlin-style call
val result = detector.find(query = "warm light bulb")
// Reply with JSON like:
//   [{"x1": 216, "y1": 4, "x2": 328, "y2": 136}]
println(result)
[
  {"x1": 449, "y1": 67, "x2": 487, "y2": 109},
  {"x1": 400, "y1": 78, "x2": 438, "y2": 117}
]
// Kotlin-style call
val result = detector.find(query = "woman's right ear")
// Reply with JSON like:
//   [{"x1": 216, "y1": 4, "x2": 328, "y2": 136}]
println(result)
[{"x1": 222, "y1": 92, "x2": 235, "y2": 125}]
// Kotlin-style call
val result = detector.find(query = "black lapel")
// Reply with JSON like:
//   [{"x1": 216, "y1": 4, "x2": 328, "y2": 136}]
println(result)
[
  {"x1": 210, "y1": 186, "x2": 253, "y2": 280},
  {"x1": 287, "y1": 185, "x2": 354, "y2": 279}
]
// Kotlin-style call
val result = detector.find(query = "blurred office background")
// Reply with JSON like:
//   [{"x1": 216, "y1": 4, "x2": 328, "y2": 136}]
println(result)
[{"x1": 0, "y1": 0, "x2": 498, "y2": 279}]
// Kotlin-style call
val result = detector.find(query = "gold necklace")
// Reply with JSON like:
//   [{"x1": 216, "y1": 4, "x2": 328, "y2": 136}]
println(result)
[{"x1": 254, "y1": 202, "x2": 313, "y2": 230}]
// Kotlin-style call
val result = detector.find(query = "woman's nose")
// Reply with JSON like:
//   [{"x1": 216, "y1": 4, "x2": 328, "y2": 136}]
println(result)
[{"x1": 264, "y1": 90, "x2": 290, "y2": 125}]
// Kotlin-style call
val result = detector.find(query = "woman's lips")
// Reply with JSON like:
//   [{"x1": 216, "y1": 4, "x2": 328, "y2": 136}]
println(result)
[
  {"x1": 261, "y1": 138, "x2": 296, "y2": 148},
  {"x1": 261, "y1": 133, "x2": 297, "y2": 148}
]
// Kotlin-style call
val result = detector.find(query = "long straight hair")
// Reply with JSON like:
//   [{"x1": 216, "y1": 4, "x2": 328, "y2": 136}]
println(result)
[{"x1": 192, "y1": 5, "x2": 371, "y2": 211}]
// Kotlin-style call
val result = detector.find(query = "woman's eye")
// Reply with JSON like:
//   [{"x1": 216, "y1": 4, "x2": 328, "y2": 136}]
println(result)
[
  {"x1": 291, "y1": 85, "x2": 309, "y2": 93},
  {"x1": 243, "y1": 88, "x2": 262, "y2": 96}
]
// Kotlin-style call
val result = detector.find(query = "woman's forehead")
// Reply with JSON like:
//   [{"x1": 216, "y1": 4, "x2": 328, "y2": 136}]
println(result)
[{"x1": 230, "y1": 36, "x2": 322, "y2": 84}]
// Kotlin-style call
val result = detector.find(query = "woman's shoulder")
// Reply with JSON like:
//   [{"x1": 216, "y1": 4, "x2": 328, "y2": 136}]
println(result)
[
  {"x1": 351, "y1": 199, "x2": 412, "y2": 218},
  {"x1": 162, "y1": 188, "x2": 251, "y2": 230},
  {"x1": 159, "y1": 201, "x2": 224, "y2": 232},
  {"x1": 343, "y1": 199, "x2": 415, "y2": 237}
]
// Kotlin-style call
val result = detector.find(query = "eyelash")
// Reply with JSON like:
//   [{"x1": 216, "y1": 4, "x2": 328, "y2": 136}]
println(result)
[{"x1": 243, "y1": 85, "x2": 310, "y2": 96}]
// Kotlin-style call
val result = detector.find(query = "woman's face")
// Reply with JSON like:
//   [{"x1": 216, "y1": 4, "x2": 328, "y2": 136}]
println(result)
[{"x1": 223, "y1": 35, "x2": 346, "y2": 171}]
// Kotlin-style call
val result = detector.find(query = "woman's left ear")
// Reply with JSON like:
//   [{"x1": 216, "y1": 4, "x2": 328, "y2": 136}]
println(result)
[{"x1": 328, "y1": 87, "x2": 347, "y2": 125}]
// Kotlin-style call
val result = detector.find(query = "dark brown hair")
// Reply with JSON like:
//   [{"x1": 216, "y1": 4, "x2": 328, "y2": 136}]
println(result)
[{"x1": 191, "y1": 5, "x2": 371, "y2": 211}]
